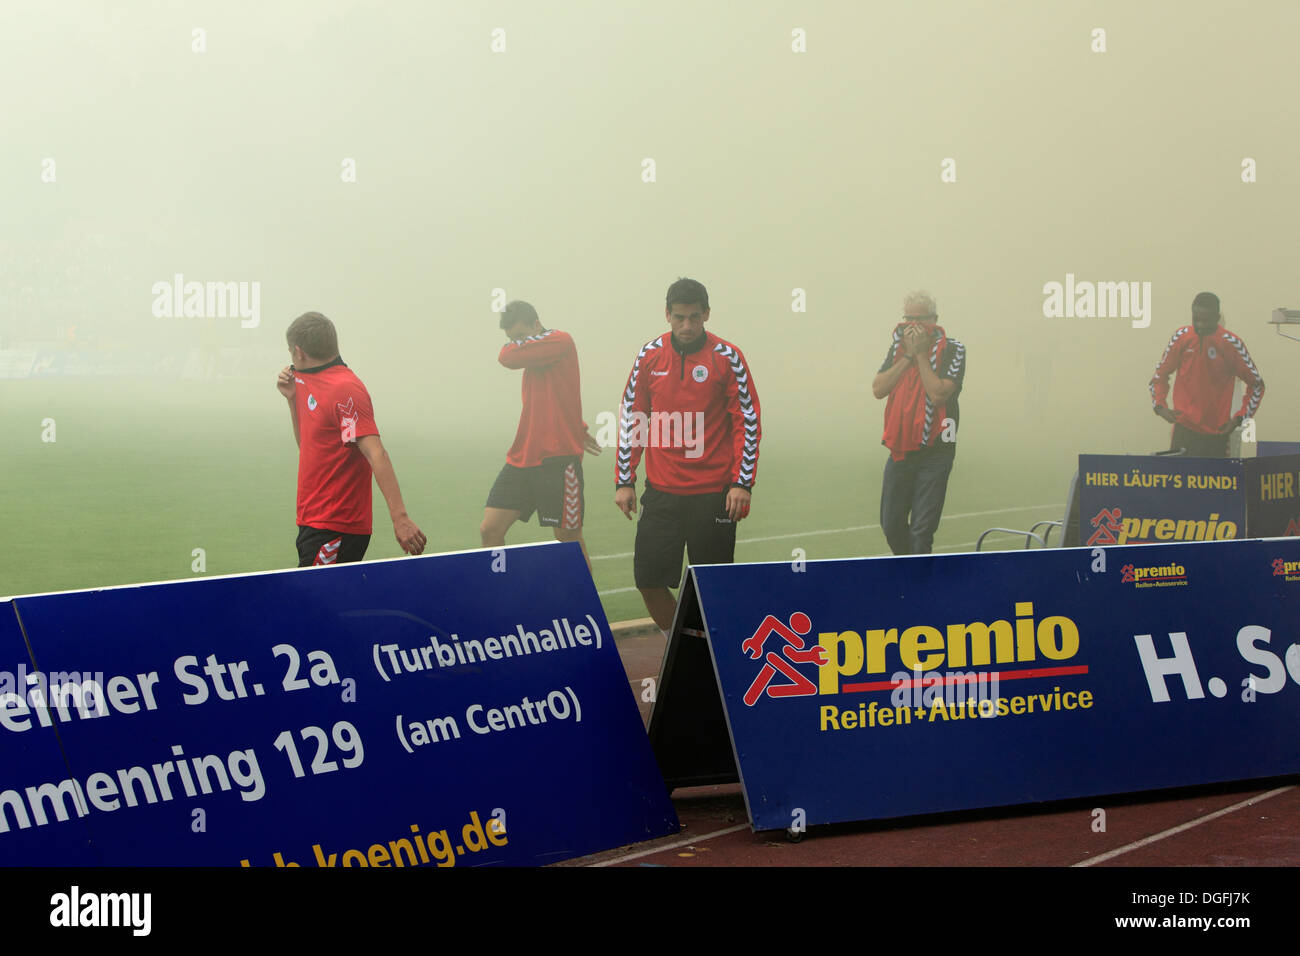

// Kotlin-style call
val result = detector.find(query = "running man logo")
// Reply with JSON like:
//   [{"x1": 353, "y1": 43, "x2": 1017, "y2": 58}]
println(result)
[
  {"x1": 1087, "y1": 508, "x2": 1123, "y2": 547},
  {"x1": 741, "y1": 612, "x2": 826, "y2": 706},
  {"x1": 1120, "y1": 563, "x2": 1187, "y2": 587},
  {"x1": 741, "y1": 604, "x2": 1082, "y2": 704},
  {"x1": 1088, "y1": 507, "x2": 1237, "y2": 546}
]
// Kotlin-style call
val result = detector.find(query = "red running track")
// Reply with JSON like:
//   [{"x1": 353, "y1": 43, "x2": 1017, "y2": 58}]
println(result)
[{"x1": 561, "y1": 631, "x2": 1300, "y2": 868}]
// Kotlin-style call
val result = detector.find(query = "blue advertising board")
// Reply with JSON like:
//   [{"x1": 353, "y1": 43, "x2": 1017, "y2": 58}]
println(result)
[
  {"x1": 1, "y1": 542, "x2": 678, "y2": 865},
  {"x1": 0, "y1": 602, "x2": 102, "y2": 864},
  {"x1": 652, "y1": 539, "x2": 1300, "y2": 832},
  {"x1": 1245, "y1": 454, "x2": 1300, "y2": 537},
  {"x1": 1078, "y1": 454, "x2": 1245, "y2": 548},
  {"x1": 1077, "y1": 453, "x2": 1300, "y2": 546},
  {"x1": 1257, "y1": 441, "x2": 1300, "y2": 458}
]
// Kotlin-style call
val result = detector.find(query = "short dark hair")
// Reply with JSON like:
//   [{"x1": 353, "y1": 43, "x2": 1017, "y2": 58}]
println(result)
[
  {"x1": 286, "y1": 312, "x2": 339, "y2": 361},
  {"x1": 500, "y1": 300, "x2": 539, "y2": 331},
  {"x1": 666, "y1": 278, "x2": 709, "y2": 312},
  {"x1": 1192, "y1": 292, "x2": 1221, "y2": 315}
]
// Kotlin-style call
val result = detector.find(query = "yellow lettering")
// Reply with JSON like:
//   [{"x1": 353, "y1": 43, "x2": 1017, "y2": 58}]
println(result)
[
  {"x1": 899, "y1": 625, "x2": 945, "y2": 671},
  {"x1": 1015, "y1": 603, "x2": 1036, "y2": 661},
  {"x1": 865, "y1": 628, "x2": 898, "y2": 675},
  {"x1": 946, "y1": 620, "x2": 1014, "y2": 667},
  {"x1": 1037, "y1": 616, "x2": 1080, "y2": 659},
  {"x1": 819, "y1": 705, "x2": 840, "y2": 730},
  {"x1": 818, "y1": 631, "x2": 863, "y2": 694}
]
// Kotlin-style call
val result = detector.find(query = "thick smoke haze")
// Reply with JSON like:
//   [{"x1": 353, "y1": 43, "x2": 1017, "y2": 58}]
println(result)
[{"x1": 3, "y1": 1, "x2": 1297, "y2": 597}]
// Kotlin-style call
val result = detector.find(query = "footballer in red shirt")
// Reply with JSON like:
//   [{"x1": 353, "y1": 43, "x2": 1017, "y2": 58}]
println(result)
[
  {"x1": 276, "y1": 312, "x2": 426, "y2": 566},
  {"x1": 1150, "y1": 292, "x2": 1265, "y2": 458},
  {"x1": 480, "y1": 301, "x2": 600, "y2": 570},
  {"x1": 615, "y1": 278, "x2": 762, "y2": 633}
]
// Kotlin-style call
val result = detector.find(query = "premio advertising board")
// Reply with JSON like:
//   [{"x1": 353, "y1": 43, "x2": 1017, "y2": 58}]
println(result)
[{"x1": 651, "y1": 537, "x2": 1300, "y2": 832}]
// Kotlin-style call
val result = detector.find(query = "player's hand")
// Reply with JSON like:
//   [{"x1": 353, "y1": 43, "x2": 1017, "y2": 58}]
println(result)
[
  {"x1": 583, "y1": 431, "x2": 602, "y2": 456},
  {"x1": 393, "y1": 515, "x2": 427, "y2": 555},
  {"x1": 725, "y1": 486, "x2": 752, "y2": 521},
  {"x1": 900, "y1": 325, "x2": 918, "y2": 356},
  {"x1": 1218, "y1": 415, "x2": 1243, "y2": 434},
  {"x1": 910, "y1": 323, "x2": 934, "y2": 354},
  {"x1": 1154, "y1": 406, "x2": 1178, "y2": 424},
  {"x1": 277, "y1": 366, "x2": 295, "y2": 399},
  {"x1": 615, "y1": 486, "x2": 637, "y2": 520}
]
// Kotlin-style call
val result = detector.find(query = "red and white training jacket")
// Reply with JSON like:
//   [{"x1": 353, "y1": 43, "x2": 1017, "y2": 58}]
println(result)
[
  {"x1": 1149, "y1": 325, "x2": 1264, "y2": 433},
  {"x1": 498, "y1": 329, "x2": 587, "y2": 468},
  {"x1": 616, "y1": 330, "x2": 761, "y2": 495}
]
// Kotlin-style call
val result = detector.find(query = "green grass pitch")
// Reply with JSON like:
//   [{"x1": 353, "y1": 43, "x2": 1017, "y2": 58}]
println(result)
[{"x1": 1, "y1": 377, "x2": 1067, "y2": 623}]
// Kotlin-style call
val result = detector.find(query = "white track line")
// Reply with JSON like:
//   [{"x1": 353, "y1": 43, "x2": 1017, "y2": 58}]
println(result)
[
  {"x1": 588, "y1": 824, "x2": 751, "y2": 866},
  {"x1": 589, "y1": 504, "x2": 1056, "y2": 562},
  {"x1": 597, "y1": 540, "x2": 999, "y2": 594},
  {"x1": 597, "y1": 786, "x2": 1297, "y2": 867},
  {"x1": 933, "y1": 540, "x2": 978, "y2": 551},
  {"x1": 1071, "y1": 786, "x2": 1295, "y2": 867}
]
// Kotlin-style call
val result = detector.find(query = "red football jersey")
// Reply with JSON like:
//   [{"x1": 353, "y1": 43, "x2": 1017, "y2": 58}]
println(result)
[
  {"x1": 293, "y1": 359, "x2": 379, "y2": 534},
  {"x1": 499, "y1": 329, "x2": 587, "y2": 467},
  {"x1": 615, "y1": 330, "x2": 761, "y2": 494},
  {"x1": 1149, "y1": 325, "x2": 1265, "y2": 434}
]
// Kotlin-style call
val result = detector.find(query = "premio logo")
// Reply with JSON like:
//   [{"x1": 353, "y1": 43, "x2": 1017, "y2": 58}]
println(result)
[
  {"x1": 739, "y1": 605, "x2": 1084, "y2": 707},
  {"x1": 1272, "y1": 557, "x2": 1300, "y2": 581},
  {"x1": 1088, "y1": 508, "x2": 1238, "y2": 547},
  {"x1": 1120, "y1": 562, "x2": 1188, "y2": 588}
]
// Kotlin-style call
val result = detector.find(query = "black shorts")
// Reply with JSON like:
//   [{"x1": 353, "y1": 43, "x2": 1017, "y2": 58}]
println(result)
[
  {"x1": 296, "y1": 525, "x2": 371, "y2": 568},
  {"x1": 1170, "y1": 423, "x2": 1230, "y2": 459},
  {"x1": 485, "y1": 456, "x2": 585, "y2": 529},
  {"x1": 633, "y1": 485, "x2": 737, "y2": 589}
]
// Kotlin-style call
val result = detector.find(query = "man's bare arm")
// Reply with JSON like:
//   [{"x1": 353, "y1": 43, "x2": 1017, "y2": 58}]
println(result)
[
  {"x1": 872, "y1": 355, "x2": 913, "y2": 399},
  {"x1": 356, "y1": 435, "x2": 426, "y2": 554}
]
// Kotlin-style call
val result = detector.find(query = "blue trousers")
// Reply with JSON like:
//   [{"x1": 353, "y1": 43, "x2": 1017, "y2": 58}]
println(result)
[{"x1": 880, "y1": 449, "x2": 955, "y2": 555}]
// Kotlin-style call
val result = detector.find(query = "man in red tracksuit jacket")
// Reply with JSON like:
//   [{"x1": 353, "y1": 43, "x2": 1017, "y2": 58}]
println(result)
[
  {"x1": 482, "y1": 300, "x2": 599, "y2": 569},
  {"x1": 615, "y1": 278, "x2": 762, "y2": 634},
  {"x1": 1149, "y1": 292, "x2": 1265, "y2": 458}
]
